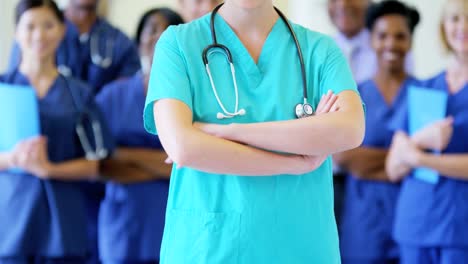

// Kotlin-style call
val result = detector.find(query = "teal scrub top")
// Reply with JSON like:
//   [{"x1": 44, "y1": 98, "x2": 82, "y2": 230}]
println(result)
[{"x1": 144, "y1": 14, "x2": 358, "y2": 264}]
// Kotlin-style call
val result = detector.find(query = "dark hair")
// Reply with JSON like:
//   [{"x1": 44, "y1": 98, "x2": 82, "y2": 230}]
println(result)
[
  {"x1": 15, "y1": 0, "x2": 65, "y2": 24},
  {"x1": 135, "y1": 8, "x2": 184, "y2": 46},
  {"x1": 365, "y1": 0, "x2": 420, "y2": 34}
]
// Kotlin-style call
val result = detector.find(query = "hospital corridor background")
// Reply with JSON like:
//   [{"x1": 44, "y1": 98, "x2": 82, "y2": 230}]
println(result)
[{"x1": 0, "y1": 0, "x2": 467, "y2": 263}]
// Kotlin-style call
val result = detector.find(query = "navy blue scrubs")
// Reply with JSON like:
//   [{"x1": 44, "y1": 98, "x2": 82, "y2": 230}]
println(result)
[
  {"x1": 394, "y1": 72, "x2": 468, "y2": 264},
  {"x1": 340, "y1": 77, "x2": 420, "y2": 264},
  {"x1": 96, "y1": 73, "x2": 169, "y2": 264},
  {"x1": 0, "y1": 70, "x2": 113, "y2": 264},
  {"x1": 8, "y1": 17, "x2": 141, "y2": 264}
]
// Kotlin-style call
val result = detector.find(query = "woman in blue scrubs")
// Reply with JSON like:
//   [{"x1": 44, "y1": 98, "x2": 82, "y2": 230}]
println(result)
[
  {"x1": 333, "y1": 1, "x2": 420, "y2": 263},
  {"x1": 0, "y1": 1, "x2": 112, "y2": 263},
  {"x1": 95, "y1": 8, "x2": 183, "y2": 264},
  {"x1": 143, "y1": 0, "x2": 365, "y2": 263},
  {"x1": 386, "y1": 0, "x2": 468, "y2": 263}
]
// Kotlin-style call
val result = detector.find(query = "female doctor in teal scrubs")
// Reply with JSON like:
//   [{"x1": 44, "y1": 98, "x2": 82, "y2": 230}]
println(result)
[
  {"x1": 386, "y1": 0, "x2": 468, "y2": 263},
  {"x1": 0, "y1": 0, "x2": 113, "y2": 263},
  {"x1": 144, "y1": 0, "x2": 365, "y2": 263}
]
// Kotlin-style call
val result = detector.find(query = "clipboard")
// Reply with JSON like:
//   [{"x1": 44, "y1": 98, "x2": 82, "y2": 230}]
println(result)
[
  {"x1": 0, "y1": 83, "x2": 40, "y2": 172},
  {"x1": 408, "y1": 85, "x2": 448, "y2": 184}
]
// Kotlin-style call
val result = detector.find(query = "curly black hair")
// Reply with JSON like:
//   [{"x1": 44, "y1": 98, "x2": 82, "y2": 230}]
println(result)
[{"x1": 365, "y1": 0, "x2": 420, "y2": 34}]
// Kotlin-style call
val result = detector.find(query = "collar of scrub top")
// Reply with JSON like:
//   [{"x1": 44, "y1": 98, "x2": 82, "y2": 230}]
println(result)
[
  {"x1": 202, "y1": 3, "x2": 314, "y2": 120},
  {"x1": 6, "y1": 68, "x2": 109, "y2": 161}
]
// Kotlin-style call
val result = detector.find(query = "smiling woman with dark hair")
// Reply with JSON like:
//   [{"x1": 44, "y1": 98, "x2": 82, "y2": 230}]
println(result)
[
  {"x1": 334, "y1": 1, "x2": 421, "y2": 263},
  {"x1": 0, "y1": 0, "x2": 114, "y2": 263}
]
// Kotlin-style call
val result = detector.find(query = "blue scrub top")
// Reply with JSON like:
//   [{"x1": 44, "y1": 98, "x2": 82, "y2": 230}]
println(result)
[
  {"x1": 144, "y1": 14, "x2": 361, "y2": 264},
  {"x1": 394, "y1": 72, "x2": 468, "y2": 247},
  {"x1": 8, "y1": 19, "x2": 141, "y2": 94},
  {"x1": 0, "y1": 70, "x2": 113, "y2": 257},
  {"x1": 95, "y1": 73, "x2": 168, "y2": 261},
  {"x1": 340, "y1": 77, "x2": 420, "y2": 260}
]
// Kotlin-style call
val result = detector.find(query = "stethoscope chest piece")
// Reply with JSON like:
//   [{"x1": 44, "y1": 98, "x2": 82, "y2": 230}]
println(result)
[{"x1": 295, "y1": 103, "x2": 314, "y2": 119}]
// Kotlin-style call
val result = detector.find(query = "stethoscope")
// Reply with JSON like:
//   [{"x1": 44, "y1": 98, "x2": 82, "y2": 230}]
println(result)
[
  {"x1": 8, "y1": 70, "x2": 108, "y2": 161},
  {"x1": 57, "y1": 23, "x2": 114, "y2": 76},
  {"x1": 202, "y1": 3, "x2": 314, "y2": 120},
  {"x1": 89, "y1": 25, "x2": 113, "y2": 68},
  {"x1": 79, "y1": 23, "x2": 114, "y2": 69}
]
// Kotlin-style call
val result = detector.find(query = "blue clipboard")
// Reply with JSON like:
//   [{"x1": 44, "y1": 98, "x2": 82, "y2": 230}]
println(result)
[
  {"x1": 408, "y1": 85, "x2": 448, "y2": 184},
  {"x1": 0, "y1": 83, "x2": 40, "y2": 172}
]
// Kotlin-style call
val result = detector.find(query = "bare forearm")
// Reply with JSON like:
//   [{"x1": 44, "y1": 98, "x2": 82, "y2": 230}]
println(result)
[
  {"x1": 224, "y1": 111, "x2": 363, "y2": 155},
  {"x1": 171, "y1": 129, "x2": 307, "y2": 176},
  {"x1": 115, "y1": 148, "x2": 172, "y2": 179},
  {"x1": 417, "y1": 153, "x2": 468, "y2": 180},
  {"x1": 47, "y1": 159, "x2": 99, "y2": 181},
  {"x1": 100, "y1": 159, "x2": 157, "y2": 184},
  {"x1": 0, "y1": 152, "x2": 12, "y2": 171},
  {"x1": 334, "y1": 147, "x2": 390, "y2": 181}
]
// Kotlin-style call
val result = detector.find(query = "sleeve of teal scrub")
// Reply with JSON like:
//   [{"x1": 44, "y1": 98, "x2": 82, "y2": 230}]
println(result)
[
  {"x1": 319, "y1": 37, "x2": 358, "y2": 95},
  {"x1": 143, "y1": 27, "x2": 192, "y2": 135}
]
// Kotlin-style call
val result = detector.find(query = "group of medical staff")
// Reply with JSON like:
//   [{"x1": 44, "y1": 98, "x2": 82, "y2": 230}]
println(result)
[{"x1": 0, "y1": 0, "x2": 467, "y2": 263}]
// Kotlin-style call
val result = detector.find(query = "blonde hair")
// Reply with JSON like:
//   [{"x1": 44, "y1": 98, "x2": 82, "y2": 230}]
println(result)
[{"x1": 440, "y1": 0, "x2": 468, "y2": 52}]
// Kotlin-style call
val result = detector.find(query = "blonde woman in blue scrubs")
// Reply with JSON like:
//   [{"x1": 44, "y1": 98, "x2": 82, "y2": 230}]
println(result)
[
  {"x1": 144, "y1": 0, "x2": 365, "y2": 263},
  {"x1": 386, "y1": 0, "x2": 468, "y2": 263}
]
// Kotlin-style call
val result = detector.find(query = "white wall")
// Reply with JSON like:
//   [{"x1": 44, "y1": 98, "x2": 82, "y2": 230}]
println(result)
[
  {"x1": 0, "y1": 0, "x2": 16, "y2": 72},
  {"x1": 289, "y1": 0, "x2": 448, "y2": 78},
  {"x1": 106, "y1": 0, "x2": 289, "y2": 37},
  {"x1": 0, "y1": 0, "x2": 449, "y2": 78}
]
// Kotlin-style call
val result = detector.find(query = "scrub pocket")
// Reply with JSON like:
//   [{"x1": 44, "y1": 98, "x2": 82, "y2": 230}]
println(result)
[{"x1": 162, "y1": 209, "x2": 241, "y2": 264}]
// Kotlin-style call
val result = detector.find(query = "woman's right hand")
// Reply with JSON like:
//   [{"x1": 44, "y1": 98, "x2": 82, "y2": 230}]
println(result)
[
  {"x1": 386, "y1": 131, "x2": 417, "y2": 182},
  {"x1": 9, "y1": 138, "x2": 35, "y2": 169},
  {"x1": 412, "y1": 116, "x2": 454, "y2": 152},
  {"x1": 10, "y1": 136, "x2": 52, "y2": 177}
]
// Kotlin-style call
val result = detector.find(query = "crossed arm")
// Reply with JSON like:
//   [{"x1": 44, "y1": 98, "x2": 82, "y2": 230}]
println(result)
[
  {"x1": 154, "y1": 90, "x2": 365, "y2": 176},
  {"x1": 386, "y1": 117, "x2": 468, "y2": 182},
  {"x1": 334, "y1": 147, "x2": 389, "y2": 181},
  {"x1": 100, "y1": 148, "x2": 172, "y2": 183}
]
